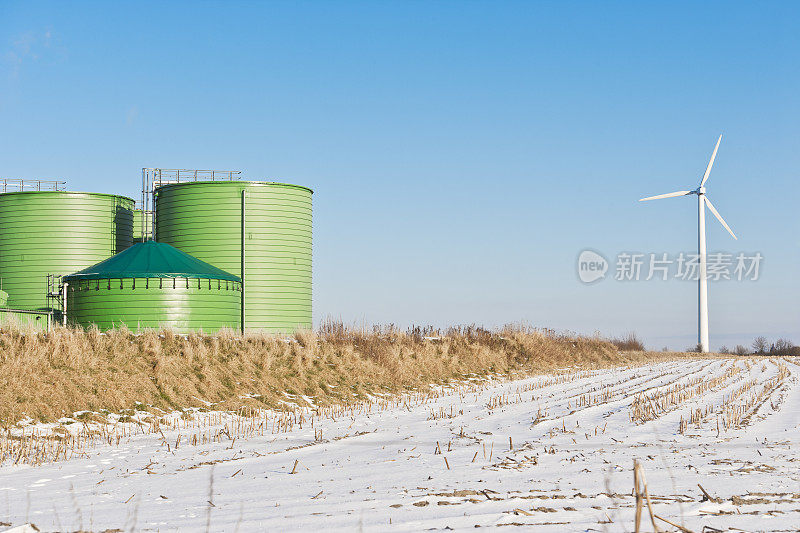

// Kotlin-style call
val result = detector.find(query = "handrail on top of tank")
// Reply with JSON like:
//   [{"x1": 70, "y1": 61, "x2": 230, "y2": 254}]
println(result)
[
  {"x1": 0, "y1": 178, "x2": 66, "y2": 193},
  {"x1": 143, "y1": 168, "x2": 242, "y2": 187}
]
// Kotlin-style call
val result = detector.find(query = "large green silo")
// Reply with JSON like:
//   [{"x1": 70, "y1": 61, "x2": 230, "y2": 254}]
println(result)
[
  {"x1": 0, "y1": 191, "x2": 134, "y2": 311},
  {"x1": 64, "y1": 241, "x2": 241, "y2": 333},
  {"x1": 155, "y1": 181, "x2": 312, "y2": 333}
]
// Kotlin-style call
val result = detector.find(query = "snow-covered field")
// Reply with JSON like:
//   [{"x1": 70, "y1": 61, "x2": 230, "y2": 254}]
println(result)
[{"x1": 2, "y1": 357, "x2": 799, "y2": 532}]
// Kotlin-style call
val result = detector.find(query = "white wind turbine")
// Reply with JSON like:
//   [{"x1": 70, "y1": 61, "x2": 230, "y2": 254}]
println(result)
[{"x1": 639, "y1": 134, "x2": 737, "y2": 353}]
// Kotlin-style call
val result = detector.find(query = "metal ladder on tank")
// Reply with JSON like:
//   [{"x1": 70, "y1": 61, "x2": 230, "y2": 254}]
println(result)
[{"x1": 46, "y1": 274, "x2": 67, "y2": 326}]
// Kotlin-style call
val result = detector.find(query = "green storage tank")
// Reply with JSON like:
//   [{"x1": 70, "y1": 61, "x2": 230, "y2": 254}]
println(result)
[
  {"x1": 64, "y1": 241, "x2": 241, "y2": 333},
  {"x1": 0, "y1": 191, "x2": 134, "y2": 311},
  {"x1": 155, "y1": 181, "x2": 312, "y2": 333}
]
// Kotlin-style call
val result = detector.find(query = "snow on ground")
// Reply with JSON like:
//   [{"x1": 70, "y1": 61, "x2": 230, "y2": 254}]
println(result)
[{"x1": 1, "y1": 357, "x2": 799, "y2": 532}]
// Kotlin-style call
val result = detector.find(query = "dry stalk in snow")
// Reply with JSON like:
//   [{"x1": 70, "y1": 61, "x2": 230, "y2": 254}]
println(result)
[{"x1": 633, "y1": 460, "x2": 662, "y2": 533}]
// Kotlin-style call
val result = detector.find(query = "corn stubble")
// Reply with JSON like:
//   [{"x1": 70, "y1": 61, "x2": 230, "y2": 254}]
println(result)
[{"x1": 626, "y1": 358, "x2": 792, "y2": 435}]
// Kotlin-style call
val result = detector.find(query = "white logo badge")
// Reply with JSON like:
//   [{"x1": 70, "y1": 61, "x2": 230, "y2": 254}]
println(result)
[{"x1": 577, "y1": 250, "x2": 608, "y2": 283}]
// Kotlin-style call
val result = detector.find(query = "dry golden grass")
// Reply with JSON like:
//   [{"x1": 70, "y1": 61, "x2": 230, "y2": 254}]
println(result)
[{"x1": 0, "y1": 322, "x2": 690, "y2": 424}]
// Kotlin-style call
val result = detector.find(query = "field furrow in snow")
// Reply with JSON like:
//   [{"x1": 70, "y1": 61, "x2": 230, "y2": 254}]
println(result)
[{"x1": 1, "y1": 357, "x2": 799, "y2": 532}]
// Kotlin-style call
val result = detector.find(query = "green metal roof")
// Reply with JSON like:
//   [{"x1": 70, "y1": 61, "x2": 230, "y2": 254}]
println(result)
[{"x1": 63, "y1": 241, "x2": 241, "y2": 282}]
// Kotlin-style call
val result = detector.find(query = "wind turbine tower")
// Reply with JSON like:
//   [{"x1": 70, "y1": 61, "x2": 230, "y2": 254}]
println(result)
[{"x1": 639, "y1": 135, "x2": 737, "y2": 353}]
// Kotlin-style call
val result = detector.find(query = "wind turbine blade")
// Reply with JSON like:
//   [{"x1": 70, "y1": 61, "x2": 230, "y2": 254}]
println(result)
[
  {"x1": 639, "y1": 190, "x2": 693, "y2": 201},
  {"x1": 703, "y1": 196, "x2": 737, "y2": 240},
  {"x1": 700, "y1": 134, "x2": 722, "y2": 187}
]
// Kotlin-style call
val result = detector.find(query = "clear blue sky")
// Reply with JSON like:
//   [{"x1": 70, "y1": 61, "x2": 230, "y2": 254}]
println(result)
[{"x1": 1, "y1": 1, "x2": 797, "y2": 349}]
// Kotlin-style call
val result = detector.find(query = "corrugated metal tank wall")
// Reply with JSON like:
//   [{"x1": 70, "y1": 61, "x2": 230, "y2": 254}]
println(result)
[
  {"x1": 155, "y1": 181, "x2": 312, "y2": 333},
  {"x1": 0, "y1": 309, "x2": 52, "y2": 331},
  {"x1": 66, "y1": 277, "x2": 241, "y2": 333},
  {"x1": 0, "y1": 192, "x2": 134, "y2": 310}
]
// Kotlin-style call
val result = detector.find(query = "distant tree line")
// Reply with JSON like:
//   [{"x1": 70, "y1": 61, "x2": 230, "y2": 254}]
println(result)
[
  {"x1": 607, "y1": 332, "x2": 798, "y2": 355},
  {"x1": 718, "y1": 336, "x2": 799, "y2": 356}
]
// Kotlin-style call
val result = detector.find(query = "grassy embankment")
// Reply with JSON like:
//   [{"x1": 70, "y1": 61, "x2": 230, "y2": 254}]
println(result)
[{"x1": 0, "y1": 322, "x2": 695, "y2": 424}]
